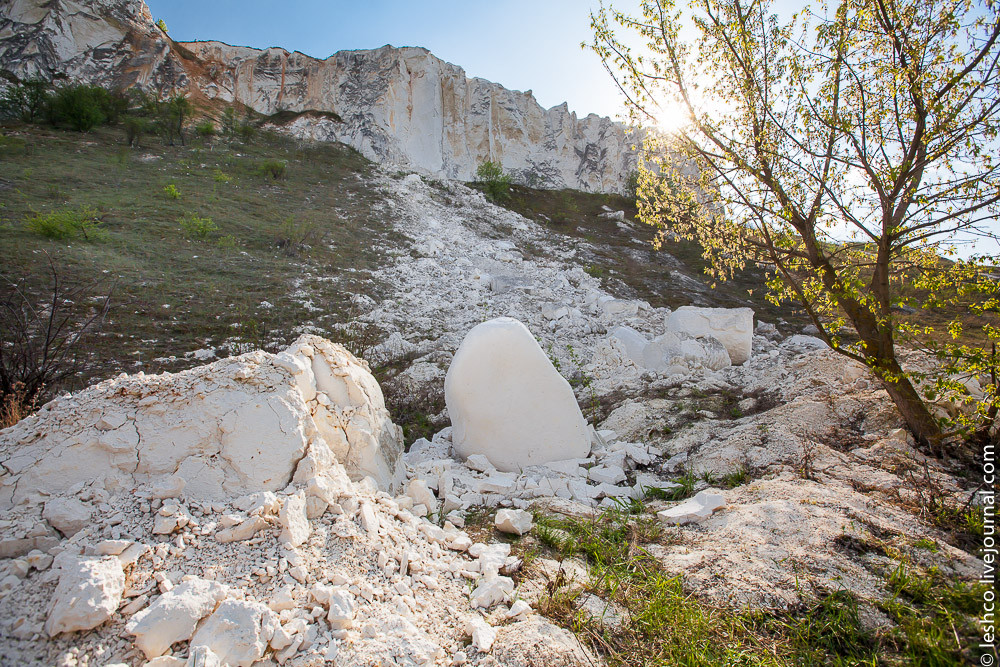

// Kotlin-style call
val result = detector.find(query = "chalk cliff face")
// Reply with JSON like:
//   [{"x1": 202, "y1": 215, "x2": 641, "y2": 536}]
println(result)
[{"x1": 0, "y1": 0, "x2": 637, "y2": 192}]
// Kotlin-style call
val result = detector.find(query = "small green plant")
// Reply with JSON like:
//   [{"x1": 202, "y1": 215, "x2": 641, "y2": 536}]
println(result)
[
  {"x1": 178, "y1": 213, "x2": 217, "y2": 240},
  {"x1": 221, "y1": 106, "x2": 256, "y2": 143},
  {"x1": 475, "y1": 161, "x2": 512, "y2": 202},
  {"x1": 913, "y1": 538, "x2": 939, "y2": 552},
  {"x1": 584, "y1": 264, "x2": 604, "y2": 279},
  {"x1": 25, "y1": 206, "x2": 105, "y2": 241},
  {"x1": 720, "y1": 466, "x2": 749, "y2": 489},
  {"x1": 195, "y1": 120, "x2": 216, "y2": 138},
  {"x1": 163, "y1": 183, "x2": 181, "y2": 199},
  {"x1": 645, "y1": 471, "x2": 697, "y2": 501},
  {"x1": 257, "y1": 159, "x2": 287, "y2": 180},
  {"x1": 216, "y1": 234, "x2": 238, "y2": 249},
  {"x1": 274, "y1": 215, "x2": 319, "y2": 254},
  {"x1": 212, "y1": 169, "x2": 231, "y2": 184},
  {"x1": 155, "y1": 18, "x2": 168, "y2": 34}
]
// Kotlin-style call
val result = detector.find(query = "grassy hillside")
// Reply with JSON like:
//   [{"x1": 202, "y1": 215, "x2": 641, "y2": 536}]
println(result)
[{"x1": 0, "y1": 123, "x2": 395, "y2": 394}]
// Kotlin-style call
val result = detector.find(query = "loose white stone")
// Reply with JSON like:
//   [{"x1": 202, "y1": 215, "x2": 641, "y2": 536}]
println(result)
[
  {"x1": 278, "y1": 491, "x2": 310, "y2": 547},
  {"x1": 465, "y1": 616, "x2": 497, "y2": 652},
  {"x1": 665, "y1": 307, "x2": 754, "y2": 365},
  {"x1": 656, "y1": 491, "x2": 726, "y2": 525},
  {"x1": 215, "y1": 516, "x2": 269, "y2": 543},
  {"x1": 326, "y1": 588, "x2": 355, "y2": 629},
  {"x1": 494, "y1": 509, "x2": 533, "y2": 536},
  {"x1": 42, "y1": 497, "x2": 92, "y2": 538},
  {"x1": 470, "y1": 576, "x2": 514, "y2": 609},
  {"x1": 190, "y1": 599, "x2": 279, "y2": 667},
  {"x1": 45, "y1": 556, "x2": 125, "y2": 636},
  {"x1": 126, "y1": 578, "x2": 229, "y2": 659},
  {"x1": 445, "y1": 318, "x2": 590, "y2": 472}
]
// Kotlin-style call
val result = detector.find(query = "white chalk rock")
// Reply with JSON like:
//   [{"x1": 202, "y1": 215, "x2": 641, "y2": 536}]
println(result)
[
  {"x1": 45, "y1": 556, "x2": 125, "y2": 636},
  {"x1": 466, "y1": 616, "x2": 497, "y2": 653},
  {"x1": 278, "y1": 491, "x2": 310, "y2": 547},
  {"x1": 126, "y1": 578, "x2": 229, "y2": 659},
  {"x1": 656, "y1": 490, "x2": 726, "y2": 525},
  {"x1": 643, "y1": 331, "x2": 731, "y2": 373},
  {"x1": 0, "y1": 335, "x2": 403, "y2": 511},
  {"x1": 406, "y1": 479, "x2": 437, "y2": 515},
  {"x1": 471, "y1": 576, "x2": 515, "y2": 609},
  {"x1": 42, "y1": 497, "x2": 92, "y2": 538},
  {"x1": 494, "y1": 509, "x2": 533, "y2": 536},
  {"x1": 190, "y1": 599, "x2": 279, "y2": 667},
  {"x1": 607, "y1": 326, "x2": 648, "y2": 366},
  {"x1": 445, "y1": 318, "x2": 590, "y2": 472},
  {"x1": 326, "y1": 588, "x2": 355, "y2": 629},
  {"x1": 665, "y1": 307, "x2": 754, "y2": 365}
]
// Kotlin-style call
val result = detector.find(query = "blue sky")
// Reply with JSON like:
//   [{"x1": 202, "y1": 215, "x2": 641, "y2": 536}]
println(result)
[{"x1": 144, "y1": 0, "x2": 641, "y2": 121}]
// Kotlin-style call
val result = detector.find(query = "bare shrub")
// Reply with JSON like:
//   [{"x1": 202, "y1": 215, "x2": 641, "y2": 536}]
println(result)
[{"x1": 0, "y1": 258, "x2": 114, "y2": 420}]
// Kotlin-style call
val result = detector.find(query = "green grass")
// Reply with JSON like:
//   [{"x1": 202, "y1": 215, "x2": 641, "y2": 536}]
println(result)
[
  {"x1": 644, "y1": 471, "x2": 697, "y2": 501},
  {"x1": 534, "y1": 505, "x2": 988, "y2": 667},
  {"x1": 0, "y1": 122, "x2": 394, "y2": 395}
]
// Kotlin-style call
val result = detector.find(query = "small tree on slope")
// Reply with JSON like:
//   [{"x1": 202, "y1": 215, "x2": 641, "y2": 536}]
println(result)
[{"x1": 589, "y1": 0, "x2": 1000, "y2": 450}]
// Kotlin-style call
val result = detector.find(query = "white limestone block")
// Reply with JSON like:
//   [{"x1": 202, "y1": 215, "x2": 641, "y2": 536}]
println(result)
[
  {"x1": 445, "y1": 318, "x2": 590, "y2": 472},
  {"x1": 494, "y1": 509, "x2": 533, "y2": 536},
  {"x1": 126, "y1": 578, "x2": 230, "y2": 658},
  {"x1": 278, "y1": 491, "x2": 310, "y2": 547},
  {"x1": 470, "y1": 576, "x2": 514, "y2": 609},
  {"x1": 656, "y1": 491, "x2": 726, "y2": 525},
  {"x1": 190, "y1": 599, "x2": 279, "y2": 667},
  {"x1": 42, "y1": 497, "x2": 92, "y2": 538},
  {"x1": 665, "y1": 307, "x2": 754, "y2": 365},
  {"x1": 45, "y1": 556, "x2": 125, "y2": 636},
  {"x1": 466, "y1": 616, "x2": 497, "y2": 653}
]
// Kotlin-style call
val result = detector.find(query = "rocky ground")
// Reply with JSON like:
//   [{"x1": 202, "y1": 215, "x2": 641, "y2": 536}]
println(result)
[{"x1": 0, "y1": 166, "x2": 986, "y2": 666}]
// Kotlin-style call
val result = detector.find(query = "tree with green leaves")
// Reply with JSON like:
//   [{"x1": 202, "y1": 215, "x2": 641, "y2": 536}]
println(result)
[
  {"x1": 476, "y1": 160, "x2": 513, "y2": 202},
  {"x1": 590, "y1": 0, "x2": 999, "y2": 450},
  {"x1": 0, "y1": 77, "x2": 50, "y2": 122}
]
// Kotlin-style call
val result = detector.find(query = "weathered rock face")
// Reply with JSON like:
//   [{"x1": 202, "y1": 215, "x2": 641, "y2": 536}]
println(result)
[
  {"x1": 0, "y1": 334, "x2": 405, "y2": 507},
  {"x1": 0, "y1": 1, "x2": 637, "y2": 192}
]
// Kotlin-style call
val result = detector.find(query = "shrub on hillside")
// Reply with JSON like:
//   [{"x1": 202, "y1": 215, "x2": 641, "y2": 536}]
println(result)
[
  {"x1": 45, "y1": 85, "x2": 128, "y2": 132},
  {"x1": 195, "y1": 120, "x2": 216, "y2": 138},
  {"x1": 258, "y1": 159, "x2": 287, "y2": 180},
  {"x1": 178, "y1": 213, "x2": 217, "y2": 240},
  {"x1": 25, "y1": 206, "x2": 106, "y2": 241},
  {"x1": 0, "y1": 260, "x2": 114, "y2": 420},
  {"x1": 476, "y1": 161, "x2": 512, "y2": 202},
  {"x1": 0, "y1": 77, "x2": 50, "y2": 122},
  {"x1": 221, "y1": 106, "x2": 256, "y2": 143}
]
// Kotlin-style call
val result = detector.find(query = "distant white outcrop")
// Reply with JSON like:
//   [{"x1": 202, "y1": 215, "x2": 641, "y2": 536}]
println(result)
[{"x1": 0, "y1": 0, "x2": 638, "y2": 192}]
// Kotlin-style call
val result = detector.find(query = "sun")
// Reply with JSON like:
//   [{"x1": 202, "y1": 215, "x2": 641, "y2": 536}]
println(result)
[{"x1": 651, "y1": 98, "x2": 693, "y2": 135}]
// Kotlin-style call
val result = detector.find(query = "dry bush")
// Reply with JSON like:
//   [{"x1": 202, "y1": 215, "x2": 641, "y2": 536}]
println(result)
[{"x1": 0, "y1": 258, "x2": 114, "y2": 423}]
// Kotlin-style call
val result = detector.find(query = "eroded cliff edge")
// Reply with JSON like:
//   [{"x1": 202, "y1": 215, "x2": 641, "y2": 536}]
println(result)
[{"x1": 0, "y1": 0, "x2": 637, "y2": 191}]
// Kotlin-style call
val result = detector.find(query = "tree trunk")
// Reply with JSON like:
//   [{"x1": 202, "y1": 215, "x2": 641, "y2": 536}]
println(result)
[{"x1": 877, "y1": 357, "x2": 944, "y2": 450}]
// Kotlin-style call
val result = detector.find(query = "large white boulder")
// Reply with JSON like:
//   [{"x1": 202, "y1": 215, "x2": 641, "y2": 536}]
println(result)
[
  {"x1": 0, "y1": 335, "x2": 404, "y2": 509},
  {"x1": 445, "y1": 318, "x2": 591, "y2": 472},
  {"x1": 45, "y1": 555, "x2": 125, "y2": 636},
  {"x1": 190, "y1": 599, "x2": 279, "y2": 667},
  {"x1": 125, "y1": 578, "x2": 230, "y2": 658},
  {"x1": 595, "y1": 327, "x2": 730, "y2": 375},
  {"x1": 643, "y1": 331, "x2": 731, "y2": 373},
  {"x1": 665, "y1": 307, "x2": 754, "y2": 365}
]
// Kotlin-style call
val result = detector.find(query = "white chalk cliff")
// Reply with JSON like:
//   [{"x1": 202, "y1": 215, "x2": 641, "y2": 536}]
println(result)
[{"x1": 0, "y1": 0, "x2": 638, "y2": 191}]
